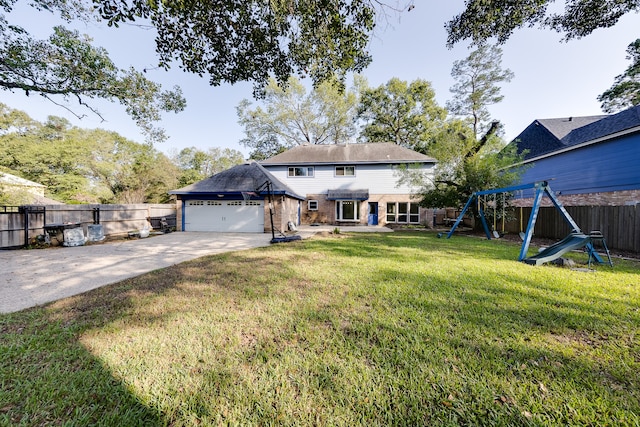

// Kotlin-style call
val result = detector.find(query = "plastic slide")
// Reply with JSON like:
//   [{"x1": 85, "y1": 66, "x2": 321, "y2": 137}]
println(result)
[{"x1": 523, "y1": 232, "x2": 591, "y2": 266}]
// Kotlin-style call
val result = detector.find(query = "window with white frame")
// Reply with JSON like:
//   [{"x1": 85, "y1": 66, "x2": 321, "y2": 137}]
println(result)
[
  {"x1": 386, "y1": 202, "x2": 420, "y2": 223},
  {"x1": 335, "y1": 165, "x2": 355, "y2": 176},
  {"x1": 288, "y1": 166, "x2": 314, "y2": 177},
  {"x1": 409, "y1": 203, "x2": 419, "y2": 223},
  {"x1": 398, "y1": 203, "x2": 408, "y2": 222},
  {"x1": 386, "y1": 203, "x2": 396, "y2": 222},
  {"x1": 336, "y1": 200, "x2": 360, "y2": 221},
  {"x1": 308, "y1": 200, "x2": 318, "y2": 211}
]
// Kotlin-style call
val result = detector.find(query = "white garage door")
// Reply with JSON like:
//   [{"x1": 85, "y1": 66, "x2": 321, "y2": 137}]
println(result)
[{"x1": 184, "y1": 200, "x2": 264, "y2": 232}]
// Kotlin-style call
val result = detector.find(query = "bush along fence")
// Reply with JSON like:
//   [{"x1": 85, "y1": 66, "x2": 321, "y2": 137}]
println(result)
[{"x1": 0, "y1": 204, "x2": 176, "y2": 249}]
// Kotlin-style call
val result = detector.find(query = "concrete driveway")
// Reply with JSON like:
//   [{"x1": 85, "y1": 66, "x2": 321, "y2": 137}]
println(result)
[
  {"x1": 0, "y1": 225, "x2": 392, "y2": 314},
  {"x1": 0, "y1": 232, "x2": 274, "y2": 314}
]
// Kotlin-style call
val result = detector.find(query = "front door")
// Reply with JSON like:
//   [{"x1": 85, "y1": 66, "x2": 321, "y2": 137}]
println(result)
[{"x1": 368, "y1": 202, "x2": 378, "y2": 225}]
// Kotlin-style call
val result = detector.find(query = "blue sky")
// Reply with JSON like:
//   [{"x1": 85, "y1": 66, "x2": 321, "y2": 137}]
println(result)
[{"x1": 3, "y1": 2, "x2": 640, "y2": 158}]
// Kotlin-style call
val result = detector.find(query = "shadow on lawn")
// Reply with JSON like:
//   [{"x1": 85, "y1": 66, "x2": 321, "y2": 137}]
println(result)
[
  {"x1": 0, "y1": 308, "x2": 164, "y2": 425},
  {"x1": 0, "y1": 250, "x2": 295, "y2": 425},
  {"x1": 1, "y1": 234, "x2": 637, "y2": 425}
]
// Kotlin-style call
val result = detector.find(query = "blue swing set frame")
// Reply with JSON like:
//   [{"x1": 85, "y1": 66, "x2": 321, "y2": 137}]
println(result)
[{"x1": 445, "y1": 181, "x2": 606, "y2": 264}]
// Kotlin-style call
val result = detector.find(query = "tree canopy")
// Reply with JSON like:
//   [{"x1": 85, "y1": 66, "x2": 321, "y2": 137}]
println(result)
[
  {"x1": 598, "y1": 38, "x2": 640, "y2": 113},
  {"x1": 446, "y1": 45, "x2": 514, "y2": 139},
  {"x1": 418, "y1": 121, "x2": 523, "y2": 212},
  {"x1": 414, "y1": 43, "x2": 522, "y2": 217},
  {"x1": 0, "y1": 103, "x2": 179, "y2": 203},
  {"x1": 0, "y1": 0, "x2": 394, "y2": 131},
  {"x1": 171, "y1": 146, "x2": 245, "y2": 187},
  {"x1": 0, "y1": 12, "x2": 186, "y2": 143},
  {"x1": 357, "y1": 78, "x2": 447, "y2": 153},
  {"x1": 96, "y1": 0, "x2": 378, "y2": 89},
  {"x1": 237, "y1": 77, "x2": 359, "y2": 160},
  {"x1": 446, "y1": 0, "x2": 640, "y2": 46}
]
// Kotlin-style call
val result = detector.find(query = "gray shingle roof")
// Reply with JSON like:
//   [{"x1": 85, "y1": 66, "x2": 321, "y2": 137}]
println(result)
[
  {"x1": 169, "y1": 162, "x2": 304, "y2": 199},
  {"x1": 260, "y1": 143, "x2": 436, "y2": 165},
  {"x1": 511, "y1": 105, "x2": 640, "y2": 160},
  {"x1": 538, "y1": 115, "x2": 606, "y2": 140}
]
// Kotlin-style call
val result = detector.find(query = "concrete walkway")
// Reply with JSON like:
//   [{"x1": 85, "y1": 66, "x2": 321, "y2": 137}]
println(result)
[{"x1": 0, "y1": 226, "x2": 392, "y2": 314}]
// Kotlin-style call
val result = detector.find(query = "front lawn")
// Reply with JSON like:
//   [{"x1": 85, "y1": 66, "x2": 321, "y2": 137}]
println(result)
[{"x1": 1, "y1": 232, "x2": 638, "y2": 426}]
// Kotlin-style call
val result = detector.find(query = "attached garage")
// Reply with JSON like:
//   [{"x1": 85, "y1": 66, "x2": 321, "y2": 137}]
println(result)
[
  {"x1": 170, "y1": 162, "x2": 304, "y2": 233},
  {"x1": 183, "y1": 199, "x2": 264, "y2": 232}
]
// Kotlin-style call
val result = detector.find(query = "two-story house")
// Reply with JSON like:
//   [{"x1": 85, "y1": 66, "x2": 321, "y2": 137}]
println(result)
[
  {"x1": 260, "y1": 143, "x2": 436, "y2": 227},
  {"x1": 169, "y1": 143, "x2": 436, "y2": 233}
]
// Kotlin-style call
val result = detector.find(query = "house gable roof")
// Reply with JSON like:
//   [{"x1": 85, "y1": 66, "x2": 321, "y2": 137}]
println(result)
[
  {"x1": 0, "y1": 171, "x2": 63, "y2": 204},
  {"x1": 512, "y1": 106, "x2": 640, "y2": 161},
  {"x1": 0, "y1": 171, "x2": 45, "y2": 188},
  {"x1": 169, "y1": 162, "x2": 305, "y2": 199},
  {"x1": 260, "y1": 143, "x2": 436, "y2": 165}
]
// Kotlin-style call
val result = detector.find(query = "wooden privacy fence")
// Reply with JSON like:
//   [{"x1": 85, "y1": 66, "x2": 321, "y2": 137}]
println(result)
[
  {"x1": 501, "y1": 205, "x2": 639, "y2": 254},
  {"x1": 0, "y1": 204, "x2": 176, "y2": 248}
]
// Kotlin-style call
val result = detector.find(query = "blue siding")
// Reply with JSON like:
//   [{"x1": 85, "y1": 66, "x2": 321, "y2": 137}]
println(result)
[{"x1": 516, "y1": 133, "x2": 640, "y2": 196}]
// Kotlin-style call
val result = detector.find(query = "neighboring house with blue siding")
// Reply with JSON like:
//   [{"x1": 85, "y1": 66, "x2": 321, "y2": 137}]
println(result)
[
  {"x1": 509, "y1": 105, "x2": 640, "y2": 206},
  {"x1": 260, "y1": 143, "x2": 436, "y2": 226}
]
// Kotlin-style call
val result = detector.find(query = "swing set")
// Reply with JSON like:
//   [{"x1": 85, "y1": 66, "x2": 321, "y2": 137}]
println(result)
[{"x1": 446, "y1": 181, "x2": 613, "y2": 266}]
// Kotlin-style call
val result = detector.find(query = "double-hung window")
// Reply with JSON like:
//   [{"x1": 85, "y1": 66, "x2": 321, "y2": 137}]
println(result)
[
  {"x1": 335, "y1": 166, "x2": 355, "y2": 176},
  {"x1": 288, "y1": 166, "x2": 314, "y2": 177}
]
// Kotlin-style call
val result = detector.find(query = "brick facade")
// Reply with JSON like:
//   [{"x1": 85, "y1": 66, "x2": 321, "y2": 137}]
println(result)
[
  {"x1": 300, "y1": 193, "x2": 433, "y2": 227},
  {"x1": 511, "y1": 189, "x2": 640, "y2": 207},
  {"x1": 264, "y1": 196, "x2": 300, "y2": 233}
]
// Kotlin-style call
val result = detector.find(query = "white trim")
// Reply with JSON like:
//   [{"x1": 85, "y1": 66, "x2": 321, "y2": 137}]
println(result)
[{"x1": 336, "y1": 200, "x2": 360, "y2": 221}]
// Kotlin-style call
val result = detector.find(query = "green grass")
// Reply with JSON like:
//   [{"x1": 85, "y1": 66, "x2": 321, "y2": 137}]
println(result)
[{"x1": 1, "y1": 232, "x2": 639, "y2": 426}]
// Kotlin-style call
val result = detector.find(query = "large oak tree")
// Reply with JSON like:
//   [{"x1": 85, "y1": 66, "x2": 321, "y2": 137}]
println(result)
[
  {"x1": 0, "y1": 103, "x2": 180, "y2": 203},
  {"x1": 237, "y1": 76, "x2": 360, "y2": 160},
  {"x1": 446, "y1": 0, "x2": 640, "y2": 46},
  {"x1": 598, "y1": 39, "x2": 640, "y2": 112},
  {"x1": 1, "y1": 0, "x2": 400, "y2": 138},
  {"x1": 357, "y1": 78, "x2": 447, "y2": 154}
]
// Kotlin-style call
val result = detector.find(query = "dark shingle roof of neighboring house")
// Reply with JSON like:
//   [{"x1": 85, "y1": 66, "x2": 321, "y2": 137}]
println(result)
[
  {"x1": 169, "y1": 162, "x2": 305, "y2": 199},
  {"x1": 260, "y1": 143, "x2": 436, "y2": 165},
  {"x1": 512, "y1": 105, "x2": 640, "y2": 161}
]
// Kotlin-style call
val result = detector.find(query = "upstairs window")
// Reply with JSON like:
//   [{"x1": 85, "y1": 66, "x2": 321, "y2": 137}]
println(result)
[
  {"x1": 288, "y1": 166, "x2": 314, "y2": 177},
  {"x1": 335, "y1": 166, "x2": 355, "y2": 176},
  {"x1": 308, "y1": 200, "x2": 319, "y2": 211}
]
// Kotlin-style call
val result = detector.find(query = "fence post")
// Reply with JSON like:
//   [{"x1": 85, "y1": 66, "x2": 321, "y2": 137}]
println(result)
[{"x1": 21, "y1": 206, "x2": 29, "y2": 247}]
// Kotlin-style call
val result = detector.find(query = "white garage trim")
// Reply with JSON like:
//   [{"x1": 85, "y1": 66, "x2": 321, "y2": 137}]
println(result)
[{"x1": 184, "y1": 199, "x2": 264, "y2": 232}]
